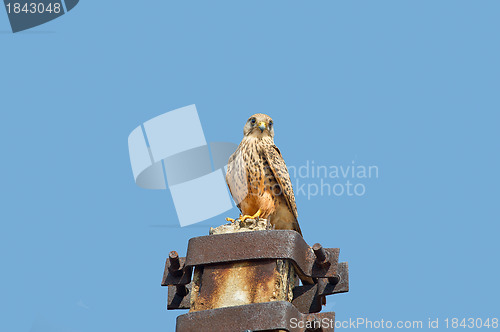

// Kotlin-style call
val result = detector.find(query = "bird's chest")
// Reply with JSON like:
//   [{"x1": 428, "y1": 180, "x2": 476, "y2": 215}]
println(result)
[{"x1": 240, "y1": 144, "x2": 277, "y2": 196}]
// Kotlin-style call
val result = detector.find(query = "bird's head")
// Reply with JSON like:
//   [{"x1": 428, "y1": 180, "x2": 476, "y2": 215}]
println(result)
[{"x1": 243, "y1": 113, "x2": 274, "y2": 139}]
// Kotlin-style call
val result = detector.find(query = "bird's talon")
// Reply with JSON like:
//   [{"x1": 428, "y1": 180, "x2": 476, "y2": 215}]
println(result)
[
  {"x1": 239, "y1": 209, "x2": 262, "y2": 222},
  {"x1": 226, "y1": 217, "x2": 235, "y2": 223}
]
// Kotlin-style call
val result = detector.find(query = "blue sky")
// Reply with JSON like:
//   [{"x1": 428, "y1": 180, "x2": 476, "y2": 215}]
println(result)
[{"x1": 1, "y1": 1, "x2": 499, "y2": 331}]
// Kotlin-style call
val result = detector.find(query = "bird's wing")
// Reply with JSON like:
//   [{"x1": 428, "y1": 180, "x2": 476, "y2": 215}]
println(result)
[
  {"x1": 225, "y1": 147, "x2": 247, "y2": 209},
  {"x1": 262, "y1": 145, "x2": 298, "y2": 220}
]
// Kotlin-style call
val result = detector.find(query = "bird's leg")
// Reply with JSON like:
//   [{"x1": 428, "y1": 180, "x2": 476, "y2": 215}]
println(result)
[
  {"x1": 225, "y1": 217, "x2": 236, "y2": 223},
  {"x1": 239, "y1": 209, "x2": 262, "y2": 222}
]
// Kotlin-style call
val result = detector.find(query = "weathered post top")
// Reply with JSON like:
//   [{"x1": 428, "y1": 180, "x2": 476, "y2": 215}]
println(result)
[{"x1": 162, "y1": 218, "x2": 349, "y2": 331}]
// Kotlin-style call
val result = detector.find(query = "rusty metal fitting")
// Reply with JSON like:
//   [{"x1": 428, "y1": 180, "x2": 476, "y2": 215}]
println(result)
[
  {"x1": 162, "y1": 230, "x2": 349, "y2": 318},
  {"x1": 175, "y1": 301, "x2": 335, "y2": 332},
  {"x1": 312, "y1": 243, "x2": 330, "y2": 266},
  {"x1": 168, "y1": 251, "x2": 181, "y2": 275},
  {"x1": 166, "y1": 283, "x2": 192, "y2": 310},
  {"x1": 292, "y1": 262, "x2": 349, "y2": 314},
  {"x1": 162, "y1": 252, "x2": 192, "y2": 286},
  {"x1": 182, "y1": 230, "x2": 340, "y2": 280}
]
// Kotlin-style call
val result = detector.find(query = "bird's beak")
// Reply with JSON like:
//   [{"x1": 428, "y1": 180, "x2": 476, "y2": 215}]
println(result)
[{"x1": 258, "y1": 122, "x2": 267, "y2": 132}]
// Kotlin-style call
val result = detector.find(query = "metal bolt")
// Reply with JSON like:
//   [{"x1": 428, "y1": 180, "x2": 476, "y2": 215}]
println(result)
[
  {"x1": 312, "y1": 243, "x2": 329, "y2": 266},
  {"x1": 168, "y1": 251, "x2": 183, "y2": 276}
]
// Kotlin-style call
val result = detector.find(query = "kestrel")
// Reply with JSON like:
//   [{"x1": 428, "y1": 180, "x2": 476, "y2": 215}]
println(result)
[{"x1": 225, "y1": 114, "x2": 302, "y2": 235}]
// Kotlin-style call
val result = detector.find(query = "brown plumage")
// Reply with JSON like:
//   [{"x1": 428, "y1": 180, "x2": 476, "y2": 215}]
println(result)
[{"x1": 226, "y1": 114, "x2": 302, "y2": 235}]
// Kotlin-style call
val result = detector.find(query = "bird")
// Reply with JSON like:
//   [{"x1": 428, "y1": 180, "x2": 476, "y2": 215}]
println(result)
[{"x1": 225, "y1": 113, "x2": 302, "y2": 235}]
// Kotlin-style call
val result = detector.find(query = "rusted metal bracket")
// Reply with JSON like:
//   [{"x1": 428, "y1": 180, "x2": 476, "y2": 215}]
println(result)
[
  {"x1": 162, "y1": 230, "x2": 341, "y2": 287},
  {"x1": 162, "y1": 251, "x2": 192, "y2": 286},
  {"x1": 292, "y1": 262, "x2": 349, "y2": 313},
  {"x1": 186, "y1": 231, "x2": 339, "y2": 281},
  {"x1": 166, "y1": 262, "x2": 349, "y2": 312},
  {"x1": 162, "y1": 229, "x2": 349, "y2": 319},
  {"x1": 175, "y1": 301, "x2": 335, "y2": 332},
  {"x1": 167, "y1": 283, "x2": 192, "y2": 310}
]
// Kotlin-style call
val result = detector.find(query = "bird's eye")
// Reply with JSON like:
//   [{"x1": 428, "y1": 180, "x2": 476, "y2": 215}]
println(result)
[
  {"x1": 269, "y1": 121, "x2": 273, "y2": 127},
  {"x1": 251, "y1": 118, "x2": 256, "y2": 125}
]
